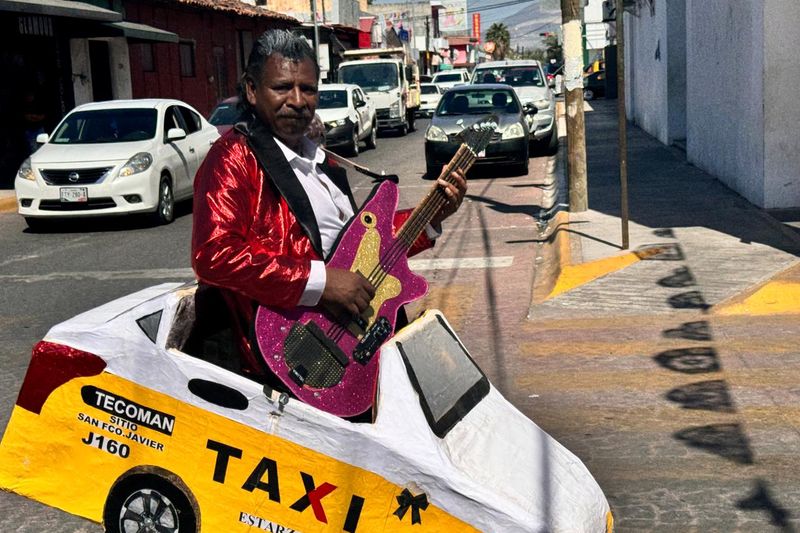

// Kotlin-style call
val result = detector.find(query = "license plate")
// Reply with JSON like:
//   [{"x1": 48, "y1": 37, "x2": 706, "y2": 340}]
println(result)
[
  {"x1": 477, "y1": 150, "x2": 486, "y2": 158},
  {"x1": 60, "y1": 187, "x2": 88, "y2": 202}
]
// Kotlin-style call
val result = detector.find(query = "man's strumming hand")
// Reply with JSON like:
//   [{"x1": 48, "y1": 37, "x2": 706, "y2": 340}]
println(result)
[{"x1": 321, "y1": 268, "x2": 376, "y2": 319}]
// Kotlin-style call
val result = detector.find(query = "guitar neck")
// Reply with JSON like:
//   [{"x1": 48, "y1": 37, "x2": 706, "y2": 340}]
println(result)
[{"x1": 396, "y1": 143, "x2": 477, "y2": 247}]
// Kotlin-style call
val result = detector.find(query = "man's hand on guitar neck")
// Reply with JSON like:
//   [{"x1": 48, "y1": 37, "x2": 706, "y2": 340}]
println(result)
[
  {"x1": 430, "y1": 168, "x2": 468, "y2": 230},
  {"x1": 321, "y1": 268, "x2": 376, "y2": 320}
]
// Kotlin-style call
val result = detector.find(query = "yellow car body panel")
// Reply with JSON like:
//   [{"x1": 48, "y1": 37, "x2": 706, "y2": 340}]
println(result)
[{"x1": 0, "y1": 371, "x2": 476, "y2": 532}]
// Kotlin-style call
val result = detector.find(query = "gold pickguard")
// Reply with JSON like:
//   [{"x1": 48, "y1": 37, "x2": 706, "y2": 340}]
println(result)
[{"x1": 349, "y1": 211, "x2": 401, "y2": 334}]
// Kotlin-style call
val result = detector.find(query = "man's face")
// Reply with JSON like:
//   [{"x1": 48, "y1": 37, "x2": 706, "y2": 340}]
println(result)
[{"x1": 246, "y1": 53, "x2": 318, "y2": 149}]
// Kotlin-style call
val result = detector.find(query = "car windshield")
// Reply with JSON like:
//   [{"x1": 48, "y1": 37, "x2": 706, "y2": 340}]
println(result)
[
  {"x1": 434, "y1": 73, "x2": 462, "y2": 83},
  {"x1": 436, "y1": 89, "x2": 519, "y2": 116},
  {"x1": 473, "y1": 66, "x2": 545, "y2": 87},
  {"x1": 51, "y1": 108, "x2": 158, "y2": 144},
  {"x1": 318, "y1": 90, "x2": 348, "y2": 109},
  {"x1": 339, "y1": 63, "x2": 399, "y2": 92},
  {"x1": 421, "y1": 85, "x2": 439, "y2": 95},
  {"x1": 209, "y1": 102, "x2": 241, "y2": 126}
]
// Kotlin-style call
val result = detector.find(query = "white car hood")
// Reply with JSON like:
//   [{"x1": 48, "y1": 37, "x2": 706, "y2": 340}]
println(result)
[
  {"x1": 513, "y1": 86, "x2": 550, "y2": 103},
  {"x1": 316, "y1": 108, "x2": 350, "y2": 123},
  {"x1": 32, "y1": 140, "x2": 154, "y2": 166}
]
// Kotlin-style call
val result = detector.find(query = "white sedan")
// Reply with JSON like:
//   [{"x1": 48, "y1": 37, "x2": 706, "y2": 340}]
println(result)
[
  {"x1": 417, "y1": 83, "x2": 443, "y2": 118},
  {"x1": 14, "y1": 99, "x2": 219, "y2": 229}
]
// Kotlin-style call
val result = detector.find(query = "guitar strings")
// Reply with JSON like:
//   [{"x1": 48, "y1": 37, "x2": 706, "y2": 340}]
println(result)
[{"x1": 325, "y1": 128, "x2": 492, "y2": 342}]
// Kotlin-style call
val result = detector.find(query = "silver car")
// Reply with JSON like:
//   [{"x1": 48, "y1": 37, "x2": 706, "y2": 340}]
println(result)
[{"x1": 471, "y1": 60, "x2": 557, "y2": 152}]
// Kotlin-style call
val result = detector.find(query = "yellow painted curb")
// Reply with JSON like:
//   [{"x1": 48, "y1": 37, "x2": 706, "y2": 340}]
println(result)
[
  {"x1": 548, "y1": 251, "x2": 640, "y2": 299},
  {"x1": 714, "y1": 281, "x2": 800, "y2": 316},
  {"x1": 0, "y1": 195, "x2": 17, "y2": 213}
]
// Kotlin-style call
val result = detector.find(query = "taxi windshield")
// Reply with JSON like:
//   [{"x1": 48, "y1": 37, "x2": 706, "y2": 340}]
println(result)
[{"x1": 396, "y1": 315, "x2": 488, "y2": 437}]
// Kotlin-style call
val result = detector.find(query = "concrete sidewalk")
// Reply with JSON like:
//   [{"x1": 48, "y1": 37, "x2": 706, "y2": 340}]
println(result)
[{"x1": 534, "y1": 99, "x2": 800, "y2": 317}]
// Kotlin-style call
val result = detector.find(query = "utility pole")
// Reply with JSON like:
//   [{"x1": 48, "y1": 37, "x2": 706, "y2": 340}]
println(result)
[
  {"x1": 616, "y1": 0, "x2": 629, "y2": 248},
  {"x1": 560, "y1": 0, "x2": 588, "y2": 211},
  {"x1": 311, "y1": 0, "x2": 320, "y2": 71}
]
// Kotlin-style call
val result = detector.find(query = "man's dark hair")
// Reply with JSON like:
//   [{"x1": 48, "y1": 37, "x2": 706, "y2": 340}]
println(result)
[{"x1": 237, "y1": 29, "x2": 320, "y2": 115}]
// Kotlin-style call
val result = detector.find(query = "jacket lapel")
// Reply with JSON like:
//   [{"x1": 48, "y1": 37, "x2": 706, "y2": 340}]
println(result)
[{"x1": 245, "y1": 119, "x2": 324, "y2": 258}]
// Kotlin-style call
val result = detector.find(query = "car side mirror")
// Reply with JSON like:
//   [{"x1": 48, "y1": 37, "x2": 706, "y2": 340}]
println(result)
[
  {"x1": 523, "y1": 103, "x2": 538, "y2": 115},
  {"x1": 548, "y1": 79, "x2": 556, "y2": 88},
  {"x1": 35, "y1": 133, "x2": 49, "y2": 144},
  {"x1": 166, "y1": 127, "x2": 186, "y2": 141},
  {"x1": 355, "y1": 100, "x2": 367, "y2": 108}
]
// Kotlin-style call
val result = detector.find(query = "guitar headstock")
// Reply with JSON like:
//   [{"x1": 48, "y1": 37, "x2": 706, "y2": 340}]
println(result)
[{"x1": 460, "y1": 114, "x2": 499, "y2": 156}]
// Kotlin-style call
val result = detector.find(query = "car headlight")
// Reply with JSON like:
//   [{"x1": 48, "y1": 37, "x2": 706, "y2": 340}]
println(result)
[
  {"x1": 119, "y1": 152, "x2": 153, "y2": 177},
  {"x1": 534, "y1": 98, "x2": 551, "y2": 110},
  {"x1": 327, "y1": 119, "x2": 347, "y2": 128},
  {"x1": 17, "y1": 157, "x2": 35, "y2": 181},
  {"x1": 425, "y1": 125, "x2": 448, "y2": 142},
  {"x1": 501, "y1": 123, "x2": 525, "y2": 140},
  {"x1": 390, "y1": 102, "x2": 401, "y2": 118}
]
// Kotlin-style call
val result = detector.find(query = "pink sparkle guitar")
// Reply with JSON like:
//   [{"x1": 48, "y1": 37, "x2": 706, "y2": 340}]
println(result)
[{"x1": 254, "y1": 118, "x2": 497, "y2": 417}]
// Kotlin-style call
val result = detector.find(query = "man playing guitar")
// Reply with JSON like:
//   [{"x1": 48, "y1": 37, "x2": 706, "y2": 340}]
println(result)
[{"x1": 190, "y1": 30, "x2": 466, "y2": 408}]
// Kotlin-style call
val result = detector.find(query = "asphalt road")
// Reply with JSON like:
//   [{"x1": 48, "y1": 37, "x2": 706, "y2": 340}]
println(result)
[{"x1": 0, "y1": 119, "x2": 552, "y2": 532}]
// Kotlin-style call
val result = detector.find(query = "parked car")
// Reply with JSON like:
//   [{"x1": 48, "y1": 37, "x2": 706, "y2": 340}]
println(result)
[
  {"x1": 317, "y1": 83, "x2": 377, "y2": 156},
  {"x1": 417, "y1": 83, "x2": 443, "y2": 118},
  {"x1": 470, "y1": 60, "x2": 557, "y2": 152},
  {"x1": 208, "y1": 96, "x2": 243, "y2": 135},
  {"x1": 425, "y1": 84, "x2": 531, "y2": 177},
  {"x1": 0, "y1": 283, "x2": 612, "y2": 533},
  {"x1": 432, "y1": 68, "x2": 471, "y2": 91},
  {"x1": 15, "y1": 99, "x2": 219, "y2": 229},
  {"x1": 583, "y1": 70, "x2": 607, "y2": 100}
]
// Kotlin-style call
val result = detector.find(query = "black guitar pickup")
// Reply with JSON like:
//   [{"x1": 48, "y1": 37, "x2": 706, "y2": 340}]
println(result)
[
  {"x1": 353, "y1": 316, "x2": 392, "y2": 365},
  {"x1": 284, "y1": 321, "x2": 349, "y2": 389}
]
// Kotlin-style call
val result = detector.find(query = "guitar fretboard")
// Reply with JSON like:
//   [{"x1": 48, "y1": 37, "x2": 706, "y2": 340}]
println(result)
[{"x1": 397, "y1": 143, "x2": 480, "y2": 247}]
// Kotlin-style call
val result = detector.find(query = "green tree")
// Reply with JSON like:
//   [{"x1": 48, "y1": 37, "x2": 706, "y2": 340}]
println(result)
[{"x1": 485, "y1": 22, "x2": 510, "y2": 60}]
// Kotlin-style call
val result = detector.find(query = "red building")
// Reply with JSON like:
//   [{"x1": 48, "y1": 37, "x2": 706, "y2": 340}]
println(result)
[{"x1": 123, "y1": 0, "x2": 298, "y2": 116}]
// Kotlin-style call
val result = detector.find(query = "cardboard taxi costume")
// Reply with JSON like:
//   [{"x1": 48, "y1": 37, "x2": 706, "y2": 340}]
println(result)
[{"x1": 0, "y1": 283, "x2": 612, "y2": 532}]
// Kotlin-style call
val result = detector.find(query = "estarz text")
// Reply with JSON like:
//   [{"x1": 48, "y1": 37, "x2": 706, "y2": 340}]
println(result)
[
  {"x1": 207, "y1": 440, "x2": 366, "y2": 532},
  {"x1": 239, "y1": 511, "x2": 301, "y2": 532}
]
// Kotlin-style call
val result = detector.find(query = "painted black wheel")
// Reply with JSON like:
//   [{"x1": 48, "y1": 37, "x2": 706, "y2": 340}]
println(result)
[{"x1": 104, "y1": 474, "x2": 197, "y2": 533}]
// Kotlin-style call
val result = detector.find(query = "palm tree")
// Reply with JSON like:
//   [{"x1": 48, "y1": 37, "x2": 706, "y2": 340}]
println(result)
[{"x1": 485, "y1": 23, "x2": 510, "y2": 60}]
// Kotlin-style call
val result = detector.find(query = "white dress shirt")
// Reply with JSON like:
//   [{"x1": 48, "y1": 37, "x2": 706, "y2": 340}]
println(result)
[{"x1": 274, "y1": 136, "x2": 440, "y2": 307}]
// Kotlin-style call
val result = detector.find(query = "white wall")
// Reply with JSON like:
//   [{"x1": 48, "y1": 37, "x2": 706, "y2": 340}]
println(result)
[
  {"x1": 625, "y1": 3, "x2": 669, "y2": 144},
  {"x1": 686, "y1": 0, "x2": 764, "y2": 205},
  {"x1": 70, "y1": 38, "x2": 132, "y2": 107},
  {"x1": 763, "y1": 0, "x2": 800, "y2": 208},
  {"x1": 665, "y1": 0, "x2": 686, "y2": 144},
  {"x1": 70, "y1": 39, "x2": 93, "y2": 107},
  {"x1": 107, "y1": 37, "x2": 132, "y2": 100}
]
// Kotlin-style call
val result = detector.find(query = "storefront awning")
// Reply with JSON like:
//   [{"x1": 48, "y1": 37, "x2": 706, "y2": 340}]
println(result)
[
  {"x1": 102, "y1": 21, "x2": 179, "y2": 43},
  {"x1": 0, "y1": 0, "x2": 121, "y2": 21}
]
